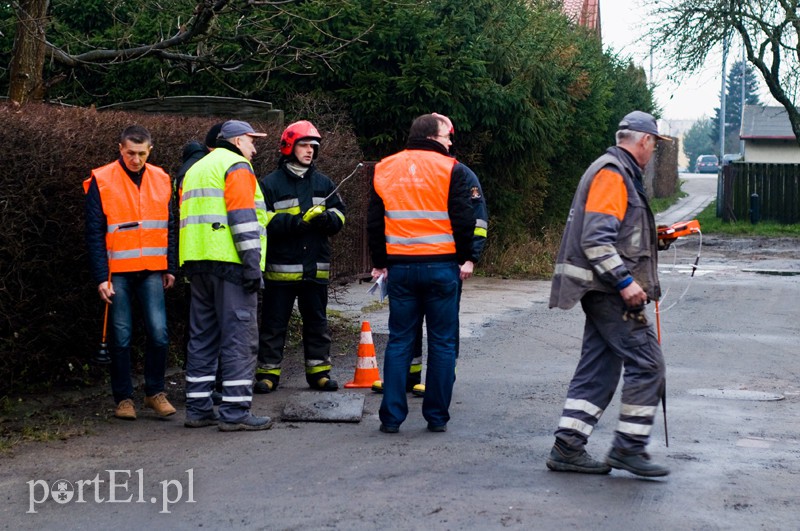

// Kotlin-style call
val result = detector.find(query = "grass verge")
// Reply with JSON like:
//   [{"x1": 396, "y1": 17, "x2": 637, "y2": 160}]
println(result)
[{"x1": 697, "y1": 202, "x2": 800, "y2": 237}]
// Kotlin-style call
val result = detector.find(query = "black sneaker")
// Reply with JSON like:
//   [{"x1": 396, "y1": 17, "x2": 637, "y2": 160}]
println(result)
[
  {"x1": 218, "y1": 415, "x2": 274, "y2": 432},
  {"x1": 379, "y1": 424, "x2": 399, "y2": 434},
  {"x1": 427, "y1": 423, "x2": 447, "y2": 433},
  {"x1": 546, "y1": 445, "x2": 611, "y2": 474},
  {"x1": 606, "y1": 448, "x2": 670, "y2": 477}
]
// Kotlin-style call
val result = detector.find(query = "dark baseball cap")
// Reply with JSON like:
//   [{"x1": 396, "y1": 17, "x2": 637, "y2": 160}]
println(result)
[
  {"x1": 618, "y1": 111, "x2": 670, "y2": 141},
  {"x1": 218, "y1": 120, "x2": 267, "y2": 140}
]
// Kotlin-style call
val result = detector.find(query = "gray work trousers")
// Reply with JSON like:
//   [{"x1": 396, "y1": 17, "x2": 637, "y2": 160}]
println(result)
[
  {"x1": 185, "y1": 273, "x2": 258, "y2": 423},
  {"x1": 554, "y1": 290, "x2": 665, "y2": 453}
]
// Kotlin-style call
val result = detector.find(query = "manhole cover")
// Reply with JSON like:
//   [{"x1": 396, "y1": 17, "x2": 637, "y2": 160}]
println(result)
[
  {"x1": 281, "y1": 391, "x2": 365, "y2": 422},
  {"x1": 687, "y1": 389, "x2": 785, "y2": 401}
]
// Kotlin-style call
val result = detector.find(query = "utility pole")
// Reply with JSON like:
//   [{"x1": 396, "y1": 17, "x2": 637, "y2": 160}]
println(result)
[
  {"x1": 719, "y1": 32, "x2": 728, "y2": 161},
  {"x1": 740, "y1": 41, "x2": 746, "y2": 156}
]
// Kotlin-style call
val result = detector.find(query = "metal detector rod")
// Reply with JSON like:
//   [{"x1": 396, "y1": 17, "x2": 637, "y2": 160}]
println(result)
[{"x1": 323, "y1": 163, "x2": 363, "y2": 202}]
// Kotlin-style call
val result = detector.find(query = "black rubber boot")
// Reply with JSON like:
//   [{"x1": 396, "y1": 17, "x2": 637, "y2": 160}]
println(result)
[
  {"x1": 308, "y1": 374, "x2": 339, "y2": 392},
  {"x1": 254, "y1": 374, "x2": 279, "y2": 394}
]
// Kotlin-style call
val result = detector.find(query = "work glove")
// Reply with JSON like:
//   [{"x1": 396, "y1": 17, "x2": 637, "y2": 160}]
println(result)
[
  {"x1": 242, "y1": 277, "x2": 263, "y2": 293},
  {"x1": 302, "y1": 204, "x2": 326, "y2": 223},
  {"x1": 291, "y1": 215, "x2": 312, "y2": 235},
  {"x1": 310, "y1": 211, "x2": 332, "y2": 231},
  {"x1": 622, "y1": 305, "x2": 648, "y2": 324}
]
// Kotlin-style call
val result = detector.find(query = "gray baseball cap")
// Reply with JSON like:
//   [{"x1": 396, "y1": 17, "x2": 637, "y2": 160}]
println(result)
[
  {"x1": 218, "y1": 120, "x2": 267, "y2": 140},
  {"x1": 618, "y1": 111, "x2": 670, "y2": 141}
]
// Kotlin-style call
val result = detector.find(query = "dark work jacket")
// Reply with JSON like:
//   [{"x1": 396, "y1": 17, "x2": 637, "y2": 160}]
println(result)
[{"x1": 258, "y1": 162, "x2": 346, "y2": 285}]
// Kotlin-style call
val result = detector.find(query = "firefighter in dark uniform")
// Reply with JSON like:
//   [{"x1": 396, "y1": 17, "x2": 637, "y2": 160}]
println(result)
[{"x1": 254, "y1": 120, "x2": 346, "y2": 393}]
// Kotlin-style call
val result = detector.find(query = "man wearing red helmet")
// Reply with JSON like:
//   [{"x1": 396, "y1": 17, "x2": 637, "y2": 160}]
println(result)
[{"x1": 254, "y1": 120, "x2": 346, "y2": 393}]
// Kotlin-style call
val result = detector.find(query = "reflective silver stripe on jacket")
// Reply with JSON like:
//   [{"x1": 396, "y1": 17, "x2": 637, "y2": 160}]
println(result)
[
  {"x1": 274, "y1": 198, "x2": 300, "y2": 210},
  {"x1": 107, "y1": 220, "x2": 165, "y2": 232},
  {"x1": 267, "y1": 264, "x2": 304, "y2": 273},
  {"x1": 554, "y1": 263, "x2": 594, "y2": 282},
  {"x1": 231, "y1": 221, "x2": 261, "y2": 235},
  {"x1": 182, "y1": 188, "x2": 224, "y2": 200},
  {"x1": 386, "y1": 234, "x2": 455, "y2": 245},
  {"x1": 584, "y1": 244, "x2": 616, "y2": 260},
  {"x1": 180, "y1": 214, "x2": 228, "y2": 228},
  {"x1": 235, "y1": 240, "x2": 261, "y2": 252},
  {"x1": 109, "y1": 247, "x2": 167, "y2": 259},
  {"x1": 385, "y1": 210, "x2": 450, "y2": 220},
  {"x1": 594, "y1": 254, "x2": 624, "y2": 275},
  {"x1": 475, "y1": 219, "x2": 488, "y2": 229}
]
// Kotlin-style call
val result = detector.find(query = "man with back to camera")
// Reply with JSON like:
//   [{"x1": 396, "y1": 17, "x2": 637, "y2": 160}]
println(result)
[
  {"x1": 547, "y1": 111, "x2": 672, "y2": 477},
  {"x1": 371, "y1": 112, "x2": 488, "y2": 397},
  {"x1": 367, "y1": 113, "x2": 474, "y2": 434}
]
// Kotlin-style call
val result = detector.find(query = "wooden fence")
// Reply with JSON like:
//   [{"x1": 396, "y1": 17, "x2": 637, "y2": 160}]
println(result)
[{"x1": 721, "y1": 162, "x2": 800, "y2": 223}]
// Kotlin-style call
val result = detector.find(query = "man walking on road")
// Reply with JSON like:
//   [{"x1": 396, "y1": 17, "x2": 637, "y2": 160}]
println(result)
[
  {"x1": 84, "y1": 125, "x2": 177, "y2": 421},
  {"x1": 368, "y1": 113, "x2": 474, "y2": 434},
  {"x1": 180, "y1": 120, "x2": 270, "y2": 432},
  {"x1": 547, "y1": 111, "x2": 672, "y2": 477}
]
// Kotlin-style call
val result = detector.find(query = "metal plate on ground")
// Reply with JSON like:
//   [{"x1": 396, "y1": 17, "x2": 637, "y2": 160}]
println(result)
[
  {"x1": 688, "y1": 389, "x2": 785, "y2": 401},
  {"x1": 281, "y1": 391, "x2": 365, "y2": 422}
]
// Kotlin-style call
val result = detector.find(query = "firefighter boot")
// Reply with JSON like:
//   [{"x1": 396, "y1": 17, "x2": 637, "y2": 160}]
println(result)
[
  {"x1": 308, "y1": 373, "x2": 339, "y2": 392},
  {"x1": 546, "y1": 438, "x2": 611, "y2": 474},
  {"x1": 254, "y1": 373, "x2": 279, "y2": 394}
]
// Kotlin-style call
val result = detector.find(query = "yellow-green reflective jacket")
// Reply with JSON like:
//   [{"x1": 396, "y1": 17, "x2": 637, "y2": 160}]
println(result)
[{"x1": 179, "y1": 148, "x2": 267, "y2": 272}]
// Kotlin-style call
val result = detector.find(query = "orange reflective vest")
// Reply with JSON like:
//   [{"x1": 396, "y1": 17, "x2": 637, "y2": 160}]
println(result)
[
  {"x1": 373, "y1": 150, "x2": 457, "y2": 257},
  {"x1": 83, "y1": 162, "x2": 171, "y2": 273}
]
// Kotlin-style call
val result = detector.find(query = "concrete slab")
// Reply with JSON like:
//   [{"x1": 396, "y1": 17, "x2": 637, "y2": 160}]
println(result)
[{"x1": 280, "y1": 391, "x2": 365, "y2": 422}]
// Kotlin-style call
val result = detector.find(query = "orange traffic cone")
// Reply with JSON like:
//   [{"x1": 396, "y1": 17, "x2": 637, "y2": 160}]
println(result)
[{"x1": 344, "y1": 321, "x2": 381, "y2": 388}]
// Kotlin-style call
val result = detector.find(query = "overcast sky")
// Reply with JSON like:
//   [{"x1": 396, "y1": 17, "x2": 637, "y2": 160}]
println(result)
[{"x1": 599, "y1": 1, "x2": 772, "y2": 124}]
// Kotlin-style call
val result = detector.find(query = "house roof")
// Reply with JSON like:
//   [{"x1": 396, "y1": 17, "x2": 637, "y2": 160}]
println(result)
[
  {"x1": 561, "y1": 0, "x2": 601, "y2": 37},
  {"x1": 741, "y1": 105, "x2": 797, "y2": 140}
]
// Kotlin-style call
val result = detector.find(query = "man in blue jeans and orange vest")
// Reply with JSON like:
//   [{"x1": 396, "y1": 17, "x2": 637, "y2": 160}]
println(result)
[
  {"x1": 371, "y1": 113, "x2": 487, "y2": 397},
  {"x1": 84, "y1": 125, "x2": 177, "y2": 421},
  {"x1": 367, "y1": 113, "x2": 475, "y2": 434}
]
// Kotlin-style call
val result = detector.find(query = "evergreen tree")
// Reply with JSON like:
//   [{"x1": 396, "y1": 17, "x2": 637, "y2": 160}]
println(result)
[
  {"x1": 683, "y1": 118, "x2": 716, "y2": 170},
  {"x1": 711, "y1": 60, "x2": 761, "y2": 154}
]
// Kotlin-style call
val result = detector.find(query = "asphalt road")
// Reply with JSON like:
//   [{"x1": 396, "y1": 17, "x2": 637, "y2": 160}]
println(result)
[{"x1": 2, "y1": 174, "x2": 799, "y2": 530}]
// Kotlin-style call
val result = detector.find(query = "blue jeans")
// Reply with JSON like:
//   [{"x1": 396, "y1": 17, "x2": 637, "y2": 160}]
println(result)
[
  {"x1": 379, "y1": 262, "x2": 460, "y2": 428},
  {"x1": 109, "y1": 272, "x2": 169, "y2": 403}
]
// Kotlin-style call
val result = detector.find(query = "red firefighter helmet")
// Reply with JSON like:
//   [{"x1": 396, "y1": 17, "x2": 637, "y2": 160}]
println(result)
[{"x1": 279, "y1": 120, "x2": 322, "y2": 157}]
